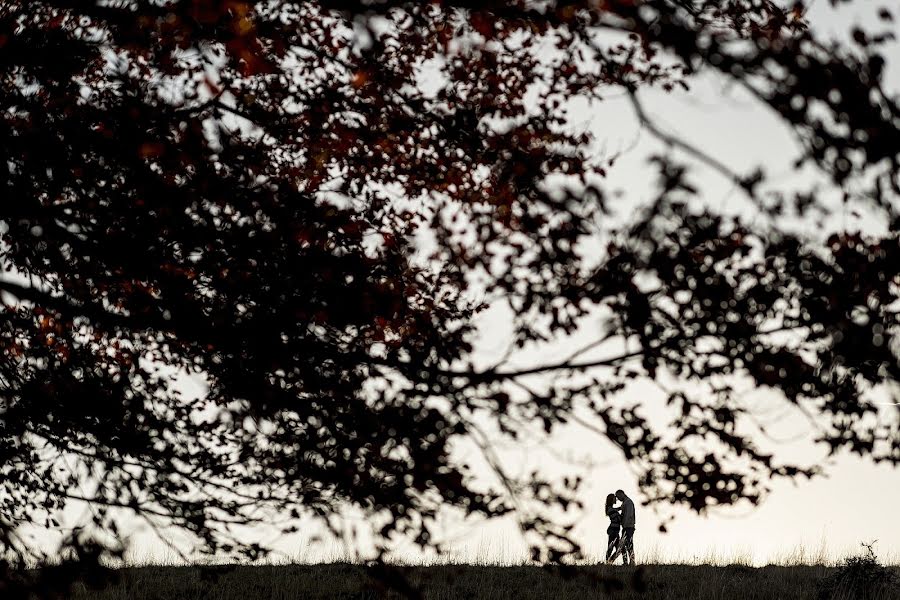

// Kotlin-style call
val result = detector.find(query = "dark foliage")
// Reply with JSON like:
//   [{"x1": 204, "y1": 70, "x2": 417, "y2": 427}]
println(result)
[
  {"x1": 0, "y1": 534, "x2": 120, "y2": 600},
  {"x1": 817, "y1": 543, "x2": 900, "y2": 600},
  {"x1": 0, "y1": 0, "x2": 897, "y2": 564}
]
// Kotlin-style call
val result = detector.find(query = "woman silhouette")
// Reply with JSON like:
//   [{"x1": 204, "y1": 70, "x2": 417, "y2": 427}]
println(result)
[{"x1": 604, "y1": 493, "x2": 622, "y2": 563}]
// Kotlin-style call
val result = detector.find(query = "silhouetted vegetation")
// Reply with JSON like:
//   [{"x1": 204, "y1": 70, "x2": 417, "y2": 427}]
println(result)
[
  {"x1": 51, "y1": 561, "x2": 899, "y2": 600},
  {"x1": 817, "y1": 544, "x2": 900, "y2": 600},
  {"x1": 0, "y1": 0, "x2": 897, "y2": 572}
]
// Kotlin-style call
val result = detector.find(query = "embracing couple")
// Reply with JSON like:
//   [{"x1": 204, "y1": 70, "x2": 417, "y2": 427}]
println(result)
[{"x1": 604, "y1": 489, "x2": 635, "y2": 565}]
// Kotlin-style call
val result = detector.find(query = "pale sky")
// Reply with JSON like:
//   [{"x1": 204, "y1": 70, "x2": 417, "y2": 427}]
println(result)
[
  {"x1": 25, "y1": 0, "x2": 900, "y2": 566},
  {"x1": 424, "y1": 0, "x2": 900, "y2": 565}
]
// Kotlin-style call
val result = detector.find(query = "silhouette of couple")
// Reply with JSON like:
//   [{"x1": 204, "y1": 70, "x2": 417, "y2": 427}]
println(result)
[{"x1": 604, "y1": 490, "x2": 635, "y2": 564}]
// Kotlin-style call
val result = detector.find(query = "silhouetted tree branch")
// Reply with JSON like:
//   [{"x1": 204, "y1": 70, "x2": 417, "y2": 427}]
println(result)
[{"x1": 0, "y1": 0, "x2": 898, "y2": 570}]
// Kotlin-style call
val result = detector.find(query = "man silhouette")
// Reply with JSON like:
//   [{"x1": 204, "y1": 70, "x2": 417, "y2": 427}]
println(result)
[{"x1": 615, "y1": 489, "x2": 636, "y2": 565}]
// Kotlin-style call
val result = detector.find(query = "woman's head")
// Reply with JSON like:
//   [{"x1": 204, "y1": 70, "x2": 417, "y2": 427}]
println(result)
[{"x1": 605, "y1": 493, "x2": 615, "y2": 509}]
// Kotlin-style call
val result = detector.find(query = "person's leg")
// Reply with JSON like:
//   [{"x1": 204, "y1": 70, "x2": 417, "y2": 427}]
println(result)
[
  {"x1": 622, "y1": 527, "x2": 635, "y2": 565},
  {"x1": 606, "y1": 528, "x2": 619, "y2": 561},
  {"x1": 613, "y1": 528, "x2": 624, "y2": 565}
]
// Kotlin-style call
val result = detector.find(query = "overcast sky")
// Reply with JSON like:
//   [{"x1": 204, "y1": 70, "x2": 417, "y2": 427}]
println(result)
[
  {"x1": 419, "y1": 0, "x2": 900, "y2": 565},
  {"x1": 26, "y1": 0, "x2": 900, "y2": 566}
]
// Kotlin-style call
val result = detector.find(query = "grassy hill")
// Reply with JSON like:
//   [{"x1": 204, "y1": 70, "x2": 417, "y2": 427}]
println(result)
[{"x1": 64, "y1": 561, "x2": 900, "y2": 600}]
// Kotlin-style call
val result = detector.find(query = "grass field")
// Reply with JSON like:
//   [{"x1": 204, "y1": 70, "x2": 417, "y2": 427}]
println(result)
[{"x1": 63, "y1": 561, "x2": 900, "y2": 600}]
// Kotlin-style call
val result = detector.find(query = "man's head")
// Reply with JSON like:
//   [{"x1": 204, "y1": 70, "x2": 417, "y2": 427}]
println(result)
[{"x1": 615, "y1": 489, "x2": 626, "y2": 501}]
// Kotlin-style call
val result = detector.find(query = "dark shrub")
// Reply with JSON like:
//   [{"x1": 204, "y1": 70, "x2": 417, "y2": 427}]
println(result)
[{"x1": 817, "y1": 544, "x2": 900, "y2": 600}]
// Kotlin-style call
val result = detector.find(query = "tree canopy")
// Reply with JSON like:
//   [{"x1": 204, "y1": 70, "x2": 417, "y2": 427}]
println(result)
[{"x1": 0, "y1": 0, "x2": 898, "y2": 564}]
